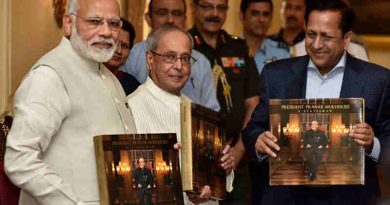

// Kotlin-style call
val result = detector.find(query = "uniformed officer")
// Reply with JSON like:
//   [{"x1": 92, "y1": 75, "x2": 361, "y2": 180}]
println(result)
[
  {"x1": 239, "y1": 0, "x2": 290, "y2": 75},
  {"x1": 269, "y1": 0, "x2": 306, "y2": 47},
  {"x1": 189, "y1": 0, "x2": 260, "y2": 146}
]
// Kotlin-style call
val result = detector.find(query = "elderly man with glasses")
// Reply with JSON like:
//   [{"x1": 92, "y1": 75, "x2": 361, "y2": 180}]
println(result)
[
  {"x1": 127, "y1": 24, "x2": 235, "y2": 205},
  {"x1": 4, "y1": 0, "x2": 137, "y2": 205},
  {"x1": 121, "y1": 0, "x2": 220, "y2": 112}
]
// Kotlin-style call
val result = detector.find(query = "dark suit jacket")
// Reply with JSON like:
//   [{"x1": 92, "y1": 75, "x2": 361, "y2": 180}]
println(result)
[
  {"x1": 133, "y1": 167, "x2": 154, "y2": 189},
  {"x1": 304, "y1": 129, "x2": 328, "y2": 149},
  {"x1": 242, "y1": 54, "x2": 390, "y2": 205}
]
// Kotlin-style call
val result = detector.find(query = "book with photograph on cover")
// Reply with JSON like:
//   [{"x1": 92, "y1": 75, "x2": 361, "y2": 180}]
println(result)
[
  {"x1": 181, "y1": 101, "x2": 227, "y2": 200},
  {"x1": 94, "y1": 134, "x2": 183, "y2": 205},
  {"x1": 268, "y1": 98, "x2": 365, "y2": 186}
]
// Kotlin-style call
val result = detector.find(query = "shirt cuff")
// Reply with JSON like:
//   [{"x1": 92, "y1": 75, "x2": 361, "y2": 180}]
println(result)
[
  {"x1": 255, "y1": 150, "x2": 268, "y2": 162},
  {"x1": 226, "y1": 170, "x2": 234, "y2": 192},
  {"x1": 366, "y1": 136, "x2": 380, "y2": 161}
]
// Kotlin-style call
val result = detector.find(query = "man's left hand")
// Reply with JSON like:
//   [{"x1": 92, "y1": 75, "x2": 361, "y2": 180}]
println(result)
[
  {"x1": 349, "y1": 123, "x2": 374, "y2": 151},
  {"x1": 220, "y1": 145, "x2": 235, "y2": 173}
]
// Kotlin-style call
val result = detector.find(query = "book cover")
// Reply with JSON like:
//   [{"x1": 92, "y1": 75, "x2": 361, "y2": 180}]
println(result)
[
  {"x1": 181, "y1": 102, "x2": 227, "y2": 200},
  {"x1": 268, "y1": 98, "x2": 365, "y2": 186},
  {"x1": 94, "y1": 134, "x2": 184, "y2": 205}
]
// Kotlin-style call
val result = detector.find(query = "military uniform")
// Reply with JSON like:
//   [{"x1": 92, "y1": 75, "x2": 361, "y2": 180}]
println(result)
[
  {"x1": 269, "y1": 28, "x2": 305, "y2": 47},
  {"x1": 188, "y1": 27, "x2": 260, "y2": 143},
  {"x1": 253, "y1": 38, "x2": 290, "y2": 75}
]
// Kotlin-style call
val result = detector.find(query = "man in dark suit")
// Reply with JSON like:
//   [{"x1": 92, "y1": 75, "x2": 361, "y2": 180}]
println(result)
[
  {"x1": 242, "y1": 0, "x2": 390, "y2": 204},
  {"x1": 303, "y1": 120, "x2": 328, "y2": 181},
  {"x1": 133, "y1": 158, "x2": 154, "y2": 205}
]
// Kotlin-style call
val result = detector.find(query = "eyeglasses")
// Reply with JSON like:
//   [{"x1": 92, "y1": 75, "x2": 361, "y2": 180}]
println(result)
[
  {"x1": 150, "y1": 51, "x2": 197, "y2": 66},
  {"x1": 70, "y1": 13, "x2": 122, "y2": 31},
  {"x1": 150, "y1": 8, "x2": 185, "y2": 18},
  {"x1": 194, "y1": 1, "x2": 229, "y2": 12}
]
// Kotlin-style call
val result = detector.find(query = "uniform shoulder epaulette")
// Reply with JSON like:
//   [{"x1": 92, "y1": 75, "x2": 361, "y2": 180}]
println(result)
[
  {"x1": 228, "y1": 34, "x2": 245, "y2": 44},
  {"x1": 231, "y1": 35, "x2": 239, "y2": 40}
]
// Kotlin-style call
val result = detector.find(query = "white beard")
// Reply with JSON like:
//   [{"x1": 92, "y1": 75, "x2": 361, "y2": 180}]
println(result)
[{"x1": 70, "y1": 24, "x2": 117, "y2": 63}]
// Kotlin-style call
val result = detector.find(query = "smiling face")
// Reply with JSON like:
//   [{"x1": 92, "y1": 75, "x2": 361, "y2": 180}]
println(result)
[
  {"x1": 64, "y1": 0, "x2": 121, "y2": 62},
  {"x1": 193, "y1": 0, "x2": 228, "y2": 35},
  {"x1": 241, "y1": 2, "x2": 272, "y2": 37},
  {"x1": 146, "y1": 30, "x2": 191, "y2": 95},
  {"x1": 305, "y1": 10, "x2": 351, "y2": 74}
]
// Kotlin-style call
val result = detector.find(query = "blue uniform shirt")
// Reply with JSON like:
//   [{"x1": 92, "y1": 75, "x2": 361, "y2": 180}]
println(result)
[
  {"x1": 253, "y1": 38, "x2": 290, "y2": 75},
  {"x1": 120, "y1": 40, "x2": 220, "y2": 111}
]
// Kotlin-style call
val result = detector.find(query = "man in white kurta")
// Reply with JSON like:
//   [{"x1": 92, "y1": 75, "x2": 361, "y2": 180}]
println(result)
[
  {"x1": 4, "y1": 0, "x2": 136, "y2": 205},
  {"x1": 128, "y1": 24, "x2": 234, "y2": 205}
]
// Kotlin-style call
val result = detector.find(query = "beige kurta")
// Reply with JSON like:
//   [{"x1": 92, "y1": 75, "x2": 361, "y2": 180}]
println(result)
[{"x1": 5, "y1": 37, "x2": 136, "y2": 205}]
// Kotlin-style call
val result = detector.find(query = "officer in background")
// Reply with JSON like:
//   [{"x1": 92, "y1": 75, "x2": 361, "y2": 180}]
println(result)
[
  {"x1": 189, "y1": 0, "x2": 260, "y2": 203},
  {"x1": 269, "y1": 0, "x2": 306, "y2": 47},
  {"x1": 189, "y1": 0, "x2": 259, "y2": 139},
  {"x1": 240, "y1": 0, "x2": 290, "y2": 75}
]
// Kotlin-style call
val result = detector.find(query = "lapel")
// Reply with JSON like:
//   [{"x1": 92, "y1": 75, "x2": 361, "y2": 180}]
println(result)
[
  {"x1": 286, "y1": 56, "x2": 310, "y2": 99},
  {"x1": 339, "y1": 54, "x2": 366, "y2": 98}
]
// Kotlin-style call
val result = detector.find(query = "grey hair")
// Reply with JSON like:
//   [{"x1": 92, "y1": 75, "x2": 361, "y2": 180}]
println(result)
[
  {"x1": 67, "y1": 0, "x2": 121, "y2": 14},
  {"x1": 146, "y1": 24, "x2": 194, "y2": 52},
  {"x1": 67, "y1": 0, "x2": 78, "y2": 14}
]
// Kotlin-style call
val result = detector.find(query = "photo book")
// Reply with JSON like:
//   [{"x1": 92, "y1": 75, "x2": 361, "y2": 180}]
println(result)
[
  {"x1": 268, "y1": 98, "x2": 365, "y2": 186},
  {"x1": 94, "y1": 134, "x2": 184, "y2": 205},
  {"x1": 181, "y1": 101, "x2": 227, "y2": 200}
]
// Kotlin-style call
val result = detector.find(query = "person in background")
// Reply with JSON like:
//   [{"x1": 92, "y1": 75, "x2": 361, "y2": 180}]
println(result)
[
  {"x1": 4, "y1": 0, "x2": 137, "y2": 204},
  {"x1": 243, "y1": 0, "x2": 390, "y2": 204},
  {"x1": 121, "y1": 0, "x2": 220, "y2": 111},
  {"x1": 0, "y1": 95, "x2": 19, "y2": 205},
  {"x1": 189, "y1": 0, "x2": 260, "y2": 203},
  {"x1": 240, "y1": 0, "x2": 290, "y2": 75},
  {"x1": 189, "y1": 0, "x2": 259, "y2": 152},
  {"x1": 104, "y1": 18, "x2": 141, "y2": 95},
  {"x1": 269, "y1": 0, "x2": 306, "y2": 47}
]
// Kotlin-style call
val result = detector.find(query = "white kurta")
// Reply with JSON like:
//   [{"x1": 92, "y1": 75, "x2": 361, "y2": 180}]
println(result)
[
  {"x1": 128, "y1": 77, "x2": 233, "y2": 205},
  {"x1": 5, "y1": 37, "x2": 136, "y2": 205}
]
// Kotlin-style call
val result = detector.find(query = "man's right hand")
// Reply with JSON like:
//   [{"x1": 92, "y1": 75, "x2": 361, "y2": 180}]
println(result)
[
  {"x1": 187, "y1": 185, "x2": 211, "y2": 204},
  {"x1": 255, "y1": 131, "x2": 280, "y2": 158},
  {"x1": 306, "y1": 144, "x2": 312, "y2": 148},
  {"x1": 138, "y1": 184, "x2": 142, "y2": 188}
]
